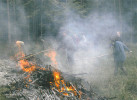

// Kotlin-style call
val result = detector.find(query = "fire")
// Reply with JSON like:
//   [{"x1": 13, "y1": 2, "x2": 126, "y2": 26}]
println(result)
[
  {"x1": 45, "y1": 50, "x2": 58, "y2": 67},
  {"x1": 53, "y1": 71, "x2": 77, "y2": 96},
  {"x1": 45, "y1": 50, "x2": 78, "y2": 96},
  {"x1": 54, "y1": 71, "x2": 60, "y2": 80},
  {"x1": 15, "y1": 41, "x2": 25, "y2": 58},
  {"x1": 16, "y1": 41, "x2": 46, "y2": 74},
  {"x1": 15, "y1": 41, "x2": 79, "y2": 98},
  {"x1": 18, "y1": 60, "x2": 36, "y2": 73},
  {"x1": 16, "y1": 41, "x2": 36, "y2": 73}
]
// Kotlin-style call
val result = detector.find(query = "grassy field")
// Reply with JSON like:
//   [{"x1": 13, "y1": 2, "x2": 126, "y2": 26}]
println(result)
[
  {"x1": 0, "y1": 87, "x2": 10, "y2": 100},
  {"x1": 88, "y1": 44, "x2": 137, "y2": 100},
  {"x1": 0, "y1": 44, "x2": 137, "y2": 100}
]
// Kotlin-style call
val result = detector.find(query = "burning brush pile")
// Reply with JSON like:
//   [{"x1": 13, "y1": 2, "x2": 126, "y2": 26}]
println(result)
[{"x1": 1, "y1": 41, "x2": 113, "y2": 100}]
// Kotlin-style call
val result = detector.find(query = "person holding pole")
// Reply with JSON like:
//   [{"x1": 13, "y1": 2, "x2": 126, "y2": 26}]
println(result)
[{"x1": 112, "y1": 39, "x2": 132, "y2": 75}]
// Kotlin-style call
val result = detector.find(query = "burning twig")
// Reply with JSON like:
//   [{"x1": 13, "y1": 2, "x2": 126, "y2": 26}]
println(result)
[
  {"x1": 70, "y1": 82, "x2": 81, "y2": 98},
  {"x1": 17, "y1": 49, "x2": 53, "y2": 61}
]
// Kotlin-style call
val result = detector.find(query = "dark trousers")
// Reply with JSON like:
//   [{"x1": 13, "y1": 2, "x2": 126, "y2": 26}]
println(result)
[{"x1": 114, "y1": 60, "x2": 126, "y2": 75}]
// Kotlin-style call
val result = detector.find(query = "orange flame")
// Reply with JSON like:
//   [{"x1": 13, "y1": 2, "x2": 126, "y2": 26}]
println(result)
[
  {"x1": 15, "y1": 41, "x2": 25, "y2": 58},
  {"x1": 53, "y1": 71, "x2": 77, "y2": 96},
  {"x1": 16, "y1": 41, "x2": 36, "y2": 73},
  {"x1": 45, "y1": 50, "x2": 58, "y2": 67},
  {"x1": 16, "y1": 42, "x2": 78, "y2": 97},
  {"x1": 45, "y1": 50, "x2": 78, "y2": 96},
  {"x1": 18, "y1": 60, "x2": 36, "y2": 73}
]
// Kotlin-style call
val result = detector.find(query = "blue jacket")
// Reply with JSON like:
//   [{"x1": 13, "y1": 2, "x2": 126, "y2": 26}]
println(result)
[{"x1": 113, "y1": 41, "x2": 129, "y2": 62}]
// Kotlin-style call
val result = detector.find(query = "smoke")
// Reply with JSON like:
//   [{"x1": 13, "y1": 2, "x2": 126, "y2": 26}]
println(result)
[
  {"x1": 54, "y1": 1, "x2": 137, "y2": 84},
  {"x1": 0, "y1": 1, "x2": 28, "y2": 41},
  {"x1": 0, "y1": 0, "x2": 134, "y2": 83},
  {"x1": 0, "y1": 1, "x2": 30, "y2": 57},
  {"x1": 55, "y1": 6, "x2": 131, "y2": 82}
]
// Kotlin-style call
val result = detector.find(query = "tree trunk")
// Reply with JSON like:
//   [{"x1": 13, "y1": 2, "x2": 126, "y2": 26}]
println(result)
[
  {"x1": 7, "y1": 0, "x2": 11, "y2": 43},
  {"x1": 28, "y1": 23, "x2": 30, "y2": 41},
  {"x1": 13, "y1": 0, "x2": 17, "y2": 40},
  {"x1": 130, "y1": 0, "x2": 133, "y2": 43},
  {"x1": 118, "y1": 0, "x2": 122, "y2": 32}
]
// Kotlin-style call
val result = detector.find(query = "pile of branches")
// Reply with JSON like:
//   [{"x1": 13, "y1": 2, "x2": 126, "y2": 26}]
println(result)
[
  {"x1": 3, "y1": 65, "x2": 60, "y2": 100},
  {"x1": 2, "y1": 55, "x2": 116, "y2": 100}
]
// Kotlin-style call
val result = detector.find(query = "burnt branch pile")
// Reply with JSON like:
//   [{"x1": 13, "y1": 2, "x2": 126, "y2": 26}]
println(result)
[
  {"x1": 1, "y1": 42, "x2": 116, "y2": 100},
  {"x1": 1, "y1": 59, "x2": 116, "y2": 100}
]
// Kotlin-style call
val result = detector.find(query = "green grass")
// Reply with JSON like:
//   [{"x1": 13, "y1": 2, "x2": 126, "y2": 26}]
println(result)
[
  {"x1": 89, "y1": 44, "x2": 137, "y2": 100},
  {"x1": 0, "y1": 86, "x2": 10, "y2": 100}
]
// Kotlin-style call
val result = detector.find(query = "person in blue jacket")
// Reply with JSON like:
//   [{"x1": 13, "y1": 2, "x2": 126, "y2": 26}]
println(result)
[{"x1": 113, "y1": 40, "x2": 132, "y2": 75}]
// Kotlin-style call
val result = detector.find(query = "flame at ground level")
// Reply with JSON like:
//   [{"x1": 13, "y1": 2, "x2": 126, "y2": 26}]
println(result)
[
  {"x1": 45, "y1": 50, "x2": 58, "y2": 67},
  {"x1": 53, "y1": 71, "x2": 78, "y2": 96},
  {"x1": 15, "y1": 41, "x2": 80, "y2": 97},
  {"x1": 18, "y1": 60, "x2": 36, "y2": 73}
]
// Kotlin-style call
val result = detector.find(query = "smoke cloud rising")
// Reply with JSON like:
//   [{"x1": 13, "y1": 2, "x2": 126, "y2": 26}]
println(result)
[
  {"x1": 55, "y1": 5, "x2": 132, "y2": 82},
  {"x1": 0, "y1": 0, "x2": 134, "y2": 83}
]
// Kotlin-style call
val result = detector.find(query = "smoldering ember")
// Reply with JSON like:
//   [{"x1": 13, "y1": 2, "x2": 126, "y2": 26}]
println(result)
[{"x1": 0, "y1": 0, "x2": 137, "y2": 100}]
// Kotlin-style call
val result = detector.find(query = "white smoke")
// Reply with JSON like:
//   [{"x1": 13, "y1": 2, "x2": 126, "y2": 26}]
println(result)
[
  {"x1": 56, "y1": 8, "x2": 130, "y2": 82},
  {"x1": 0, "y1": 1, "x2": 28, "y2": 42}
]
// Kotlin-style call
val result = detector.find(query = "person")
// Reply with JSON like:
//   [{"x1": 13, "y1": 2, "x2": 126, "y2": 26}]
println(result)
[
  {"x1": 112, "y1": 40, "x2": 132, "y2": 75},
  {"x1": 57, "y1": 32, "x2": 76, "y2": 67},
  {"x1": 116, "y1": 31, "x2": 123, "y2": 42}
]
